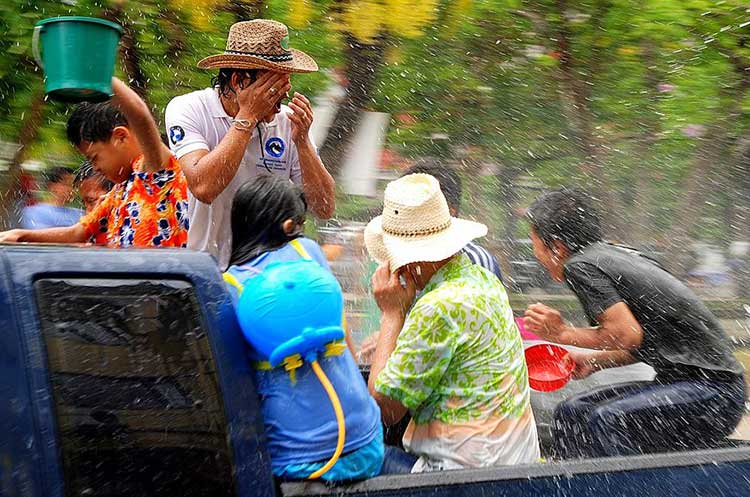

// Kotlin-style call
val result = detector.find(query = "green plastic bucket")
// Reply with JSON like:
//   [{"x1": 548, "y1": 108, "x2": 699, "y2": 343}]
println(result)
[{"x1": 33, "y1": 16, "x2": 122, "y2": 103}]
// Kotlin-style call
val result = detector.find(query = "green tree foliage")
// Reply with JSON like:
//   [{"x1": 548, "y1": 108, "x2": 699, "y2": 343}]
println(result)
[{"x1": 1, "y1": 0, "x2": 749, "y2": 273}]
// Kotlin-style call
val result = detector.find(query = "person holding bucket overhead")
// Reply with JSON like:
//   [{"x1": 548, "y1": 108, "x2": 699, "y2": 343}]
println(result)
[
  {"x1": 165, "y1": 19, "x2": 335, "y2": 270},
  {"x1": 365, "y1": 173, "x2": 540, "y2": 473},
  {"x1": 523, "y1": 188, "x2": 746, "y2": 459},
  {"x1": 0, "y1": 19, "x2": 188, "y2": 246}
]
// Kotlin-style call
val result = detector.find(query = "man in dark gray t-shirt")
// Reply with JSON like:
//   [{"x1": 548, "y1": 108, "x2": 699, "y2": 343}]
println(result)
[
  {"x1": 522, "y1": 187, "x2": 745, "y2": 459},
  {"x1": 564, "y1": 242, "x2": 742, "y2": 382}
]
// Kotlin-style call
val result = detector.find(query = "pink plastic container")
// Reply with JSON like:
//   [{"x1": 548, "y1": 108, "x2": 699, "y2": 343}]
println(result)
[{"x1": 515, "y1": 316, "x2": 541, "y2": 341}]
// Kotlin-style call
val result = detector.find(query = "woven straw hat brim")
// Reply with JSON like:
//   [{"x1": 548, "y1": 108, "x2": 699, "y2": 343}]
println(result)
[
  {"x1": 197, "y1": 48, "x2": 318, "y2": 73},
  {"x1": 364, "y1": 216, "x2": 488, "y2": 272}
]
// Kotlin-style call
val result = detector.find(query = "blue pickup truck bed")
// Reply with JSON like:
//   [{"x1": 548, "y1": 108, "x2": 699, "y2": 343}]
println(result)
[{"x1": 2, "y1": 245, "x2": 750, "y2": 497}]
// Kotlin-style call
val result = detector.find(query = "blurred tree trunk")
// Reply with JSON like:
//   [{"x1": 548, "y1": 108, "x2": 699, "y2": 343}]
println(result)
[
  {"x1": 631, "y1": 39, "x2": 661, "y2": 248},
  {"x1": 0, "y1": 89, "x2": 46, "y2": 230},
  {"x1": 665, "y1": 49, "x2": 750, "y2": 276},
  {"x1": 102, "y1": 6, "x2": 149, "y2": 104},
  {"x1": 319, "y1": 33, "x2": 387, "y2": 179},
  {"x1": 552, "y1": 0, "x2": 625, "y2": 239},
  {"x1": 225, "y1": 0, "x2": 264, "y2": 21}
]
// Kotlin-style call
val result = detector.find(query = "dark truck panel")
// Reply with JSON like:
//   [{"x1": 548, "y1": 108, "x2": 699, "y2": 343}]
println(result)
[
  {"x1": 0, "y1": 246, "x2": 275, "y2": 497},
  {"x1": 283, "y1": 448, "x2": 750, "y2": 496},
  {"x1": 2, "y1": 245, "x2": 750, "y2": 497}
]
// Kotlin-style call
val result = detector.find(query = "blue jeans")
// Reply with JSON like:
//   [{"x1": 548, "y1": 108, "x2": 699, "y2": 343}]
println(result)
[
  {"x1": 553, "y1": 376, "x2": 746, "y2": 459},
  {"x1": 380, "y1": 446, "x2": 418, "y2": 475}
]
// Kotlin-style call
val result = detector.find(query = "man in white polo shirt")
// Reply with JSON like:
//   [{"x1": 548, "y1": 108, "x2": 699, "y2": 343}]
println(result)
[{"x1": 165, "y1": 19, "x2": 335, "y2": 269}]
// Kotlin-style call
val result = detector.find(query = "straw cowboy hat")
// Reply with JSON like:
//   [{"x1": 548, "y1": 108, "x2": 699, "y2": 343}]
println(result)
[
  {"x1": 198, "y1": 19, "x2": 318, "y2": 73},
  {"x1": 365, "y1": 174, "x2": 488, "y2": 271}
]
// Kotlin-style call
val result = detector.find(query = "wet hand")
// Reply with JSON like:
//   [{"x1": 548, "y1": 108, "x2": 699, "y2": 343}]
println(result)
[
  {"x1": 287, "y1": 92, "x2": 314, "y2": 144},
  {"x1": 524, "y1": 303, "x2": 569, "y2": 342},
  {"x1": 567, "y1": 350, "x2": 598, "y2": 380},
  {"x1": 372, "y1": 262, "x2": 416, "y2": 317},
  {"x1": 236, "y1": 71, "x2": 291, "y2": 123}
]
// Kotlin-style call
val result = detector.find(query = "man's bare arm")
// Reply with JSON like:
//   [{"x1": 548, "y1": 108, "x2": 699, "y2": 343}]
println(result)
[{"x1": 110, "y1": 78, "x2": 172, "y2": 173}]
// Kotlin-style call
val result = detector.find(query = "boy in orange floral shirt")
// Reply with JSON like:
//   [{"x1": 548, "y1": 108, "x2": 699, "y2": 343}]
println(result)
[{"x1": 0, "y1": 78, "x2": 188, "y2": 247}]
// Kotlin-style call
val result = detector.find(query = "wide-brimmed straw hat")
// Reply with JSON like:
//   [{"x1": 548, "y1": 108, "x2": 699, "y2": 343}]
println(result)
[
  {"x1": 365, "y1": 174, "x2": 488, "y2": 272},
  {"x1": 198, "y1": 19, "x2": 318, "y2": 73}
]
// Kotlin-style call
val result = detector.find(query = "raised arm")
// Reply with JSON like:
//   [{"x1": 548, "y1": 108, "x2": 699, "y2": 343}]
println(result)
[
  {"x1": 110, "y1": 78, "x2": 172, "y2": 173},
  {"x1": 288, "y1": 92, "x2": 335, "y2": 219},
  {"x1": 172, "y1": 72, "x2": 291, "y2": 204}
]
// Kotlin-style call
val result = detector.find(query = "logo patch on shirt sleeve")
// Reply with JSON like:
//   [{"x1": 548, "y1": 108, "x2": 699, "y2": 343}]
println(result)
[{"x1": 169, "y1": 126, "x2": 185, "y2": 145}]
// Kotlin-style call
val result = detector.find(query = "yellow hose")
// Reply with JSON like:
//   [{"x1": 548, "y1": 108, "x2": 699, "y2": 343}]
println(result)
[{"x1": 308, "y1": 359, "x2": 346, "y2": 479}]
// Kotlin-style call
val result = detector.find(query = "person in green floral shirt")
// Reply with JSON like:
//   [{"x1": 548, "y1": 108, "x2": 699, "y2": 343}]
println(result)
[{"x1": 364, "y1": 173, "x2": 540, "y2": 473}]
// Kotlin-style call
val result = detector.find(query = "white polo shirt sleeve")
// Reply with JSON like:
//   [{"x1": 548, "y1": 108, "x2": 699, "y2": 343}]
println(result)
[
  {"x1": 288, "y1": 130, "x2": 318, "y2": 185},
  {"x1": 165, "y1": 95, "x2": 210, "y2": 159}
]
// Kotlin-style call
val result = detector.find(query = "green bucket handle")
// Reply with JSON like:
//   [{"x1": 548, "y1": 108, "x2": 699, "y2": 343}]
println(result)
[{"x1": 32, "y1": 25, "x2": 43, "y2": 70}]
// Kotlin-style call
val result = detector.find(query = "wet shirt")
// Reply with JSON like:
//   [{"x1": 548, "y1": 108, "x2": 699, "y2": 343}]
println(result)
[
  {"x1": 79, "y1": 155, "x2": 189, "y2": 248},
  {"x1": 224, "y1": 238, "x2": 383, "y2": 472},
  {"x1": 165, "y1": 87, "x2": 311, "y2": 270},
  {"x1": 375, "y1": 254, "x2": 540, "y2": 472},
  {"x1": 564, "y1": 242, "x2": 743, "y2": 382},
  {"x1": 21, "y1": 203, "x2": 83, "y2": 229}
]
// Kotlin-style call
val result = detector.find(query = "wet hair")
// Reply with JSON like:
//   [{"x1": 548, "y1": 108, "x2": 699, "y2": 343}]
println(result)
[
  {"x1": 526, "y1": 187, "x2": 602, "y2": 253},
  {"x1": 74, "y1": 161, "x2": 114, "y2": 191},
  {"x1": 45, "y1": 166, "x2": 74, "y2": 187},
  {"x1": 67, "y1": 102, "x2": 128, "y2": 146},
  {"x1": 211, "y1": 68, "x2": 259, "y2": 98},
  {"x1": 403, "y1": 159, "x2": 462, "y2": 213},
  {"x1": 229, "y1": 175, "x2": 308, "y2": 267},
  {"x1": 66, "y1": 106, "x2": 86, "y2": 145}
]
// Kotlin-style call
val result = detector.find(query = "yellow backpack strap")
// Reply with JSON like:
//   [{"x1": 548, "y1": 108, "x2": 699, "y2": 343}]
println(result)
[
  {"x1": 290, "y1": 238, "x2": 313, "y2": 260},
  {"x1": 223, "y1": 272, "x2": 245, "y2": 297}
]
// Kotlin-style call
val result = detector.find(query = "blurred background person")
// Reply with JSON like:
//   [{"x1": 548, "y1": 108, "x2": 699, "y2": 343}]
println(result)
[
  {"x1": 74, "y1": 161, "x2": 113, "y2": 214},
  {"x1": 20, "y1": 166, "x2": 82, "y2": 229}
]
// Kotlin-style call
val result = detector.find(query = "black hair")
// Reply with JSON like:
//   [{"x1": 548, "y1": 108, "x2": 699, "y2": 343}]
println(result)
[
  {"x1": 66, "y1": 105, "x2": 86, "y2": 145},
  {"x1": 74, "y1": 161, "x2": 114, "y2": 191},
  {"x1": 211, "y1": 68, "x2": 259, "y2": 98},
  {"x1": 45, "y1": 166, "x2": 74, "y2": 187},
  {"x1": 67, "y1": 102, "x2": 128, "y2": 146},
  {"x1": 229, "y1": 175, "x2": 308, "y2": 267},
  {"x1": 402, "y1": 159, "x2": 462, "y2": 213},
  {"x1": 526, "y1": 187, "x2": 602, "y2": 253}
]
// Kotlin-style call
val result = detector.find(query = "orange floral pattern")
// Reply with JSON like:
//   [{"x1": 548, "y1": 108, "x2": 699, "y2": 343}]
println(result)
[{"x1": 80, "y1": 155, "x2": 189, "y2": 248}]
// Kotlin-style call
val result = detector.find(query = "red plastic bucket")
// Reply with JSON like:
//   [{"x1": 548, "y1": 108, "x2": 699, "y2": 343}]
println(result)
[{"x1": 524, "y1": 343, "x2": 574, "y2": 392}]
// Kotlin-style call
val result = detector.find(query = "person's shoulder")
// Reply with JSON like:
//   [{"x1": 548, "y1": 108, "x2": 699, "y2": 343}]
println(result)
[
  {"x1": 297, "y1": 237, "x2": 330, "y2": 268},
  {"x1": 22, "y1": 203, "x2": 44, "y2": 214},
  {"x1": 166, "y1": 88, "x2": 214, "y2": 115}
]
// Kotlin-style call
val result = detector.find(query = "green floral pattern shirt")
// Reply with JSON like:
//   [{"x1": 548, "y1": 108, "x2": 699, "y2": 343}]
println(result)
[{"x1": 375, "y1": 254, "x2": 539, "y2": 471}]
